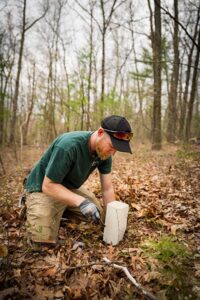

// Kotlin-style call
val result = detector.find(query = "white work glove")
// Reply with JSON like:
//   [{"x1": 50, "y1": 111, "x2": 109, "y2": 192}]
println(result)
[{"x1": 79, "y1": 199, "x2": 100, "y2": 222}]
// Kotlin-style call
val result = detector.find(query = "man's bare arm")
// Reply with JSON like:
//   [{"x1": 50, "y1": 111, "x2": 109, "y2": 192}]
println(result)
[
  {"x1": 42, "y1": 175, "x2": 84, "y2": 207},
  {"x1": 100, "y1": 173, "x2": 116, "y2": 207}
]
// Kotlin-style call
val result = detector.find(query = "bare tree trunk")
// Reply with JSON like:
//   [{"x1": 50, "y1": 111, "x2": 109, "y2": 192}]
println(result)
[
  {"x1": 112, "y1": 29, "x2": 119, "y2": 93},
  {"x1": 177, "y1": 61, "x2": 183, "y2": 133},
  {"x1": 0, "y1": 44, "x2": 6, "y2": 144},
  {"x1": 0, "y1": 65, "x2": 14, "y2": 144},
  {"x1": 148, "y1": 0, "x2": 162, "y2": 150},
  {"x1": 80, "y1": 78, "x2": 85, "y2": 130},
  {"x1": 9, "y1": 0, "x2": 27, "y2": 144},
  {"x1": 99, "y1": 0, "x2": 118, "y2": 119},
  {"x1": 74, "y1": 0, "x2": 121, "y2": 120},
  {"x1": 0, "y1": 10, "x2": 16, "y2": 145},
  {"x1": 178, "y1": 6, "x2": 200, "y2": 140},
  {"x1": 86, "y1": 0, "x2": 94, "y2": 130},
  {"x1": 0, "y1": 70, "x2": 6, "y2": 144},
  {"x1": 100, "y1": 0, "x2": 106, "y2": 119},
  {"x1": 162, "y1": 40, "x2": 170, "y2": 98},
  {"x1": 166, "y1": 0, "x2": 179, "y2": 143},
  {"x1": 22, "y1": 63, "x2": 36, "y2": 145},
  {"x1": 46, "y1": 51, "x2": 56, "y2": 142},
  {"x1": 93, "y1": 52, "x2": 98, "y2": 115},
  {"x1": 45, "y1": 1, "x2": 66, "y2": 141},
  {"x1": 194, "y1": 71, "x2": 199, "y2": 117},
  {"x1": 185, "y1": 28, "x2": 200, "y2": 141},
  {"x1": 60, "y1": 36, "x2": 71, "y2": 132},
  {"x1": 9, "y1": 0, "x2": 48, "y2": 144},
  {"x1": 46, "y1": 54, "x2": 52, "y2": 141}
]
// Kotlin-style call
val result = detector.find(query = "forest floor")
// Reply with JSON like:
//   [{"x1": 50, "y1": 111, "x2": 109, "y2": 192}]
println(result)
[{"x1": 0, "y1": 142, "x2": 200, "y2": 300}]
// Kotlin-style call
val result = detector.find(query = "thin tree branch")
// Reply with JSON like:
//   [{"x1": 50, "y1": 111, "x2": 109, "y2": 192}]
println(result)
[
  {"x1": 0, "y1": 2, "x2": 7, "y2": 12},
  {"x1": 65, "y1": 260, "x2": 122, "y2": 270},
  {"x1": 136, "y1": 59, "x2": 200, "y2": 71},
  {"x1": 25, "y1": 260, "x2": 123, "y2": 270},
  {"x1": 147, "y1": 0, "x2": 154, "y2": 39},
  {"x1": 103, "y1": 257, "x2": 158, "y2": 300},
  {"x1": 25, "y1": 0, "x2": 49, "y2": 32},
  {"x1": 154, "y1": 0, "x2": 200, "y2": 51},
  {"x1": 105, "y1": 0, "x2": 118, "y2": 31},
  {"x1": 73, "y1": 0, "x2": 102, "y2": 33}
]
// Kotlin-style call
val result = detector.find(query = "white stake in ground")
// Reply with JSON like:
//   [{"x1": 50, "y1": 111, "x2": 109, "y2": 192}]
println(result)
[{"x1": 103, "y1": 201, "x2": 129, "y2": 245}]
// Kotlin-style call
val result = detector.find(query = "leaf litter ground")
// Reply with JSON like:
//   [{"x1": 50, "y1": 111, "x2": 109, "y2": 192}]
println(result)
[{"x1": 0, "y1": 143, "x2": 200, "y2": 300}]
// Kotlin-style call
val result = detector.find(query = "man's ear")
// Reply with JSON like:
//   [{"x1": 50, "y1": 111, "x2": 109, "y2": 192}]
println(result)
[{"x1": 97, "y1": 127, "x2": 105, "y2": 136}]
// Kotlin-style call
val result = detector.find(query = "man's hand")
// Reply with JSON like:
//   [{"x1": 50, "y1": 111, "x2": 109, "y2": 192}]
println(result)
[{"x1": 79, "y1": 199, "x2": 100, "y2": 222}]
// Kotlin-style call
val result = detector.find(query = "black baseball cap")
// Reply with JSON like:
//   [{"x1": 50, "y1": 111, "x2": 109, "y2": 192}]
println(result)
[{"x1": 101, "y1": 115, "x2": 133, "y2": 154}]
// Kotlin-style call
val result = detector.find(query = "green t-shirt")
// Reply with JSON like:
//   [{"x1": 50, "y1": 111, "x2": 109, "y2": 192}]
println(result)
[{"x1": 25, "y1": 131, "x2": 112, "y2": 192}]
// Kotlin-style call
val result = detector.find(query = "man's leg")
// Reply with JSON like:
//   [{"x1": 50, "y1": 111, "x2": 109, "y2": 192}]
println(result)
[
  {"x1": 26, "y1": 193, "x2": 66, "y2": 243},
  {"x1": 26, "y1": 187, "x2": 104, "y2": 243}
]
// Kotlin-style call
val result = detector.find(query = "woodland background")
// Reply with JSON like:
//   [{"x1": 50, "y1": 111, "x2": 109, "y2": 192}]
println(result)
[
  {"x1": 0, "y1": 0, "x2": 199, "y2": 151},
  {"x1": 0, "y1": 0, "x2": 200, "y2": 300}
]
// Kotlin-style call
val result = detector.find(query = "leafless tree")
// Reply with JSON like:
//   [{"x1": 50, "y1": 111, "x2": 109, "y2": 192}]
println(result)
[
  {"x1": 40, "y1": 0, "x2": 67, "y2": 142},
  {"x1": 178, "y1": 4, "x2": 200, "y2": 140},
  {"x1": 0, "y1": 10, "x2": 16, "y2": 145},
  {"x1": 166, "y1": 0, "x2": 180, "y2": 143},
  {"x1": 185, "y1": 27, "x2": 200, "y2": 141},
  {"x1": 148, "y1": 0, "x2": 162, "y2": 150},
  {"x1": 21, "y1": 61, "x2": 36, "y2": 145},
  {"x1": 9, "y1": 0, "x2": 48, "y2": 144}
]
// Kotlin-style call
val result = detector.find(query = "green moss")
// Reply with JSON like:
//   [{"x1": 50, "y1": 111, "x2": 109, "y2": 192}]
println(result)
[
  {"x1": 142, "y1": 235, "x2": 197, "y2": 299},
  {"x1": 142, "y1": 236, "x2": 190, "y2": 263}
]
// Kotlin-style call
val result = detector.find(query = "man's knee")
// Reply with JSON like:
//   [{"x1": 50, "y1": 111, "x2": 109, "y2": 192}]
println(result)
[{"x1": 25, "y1": 192, "x2": 65, "y2": 243}]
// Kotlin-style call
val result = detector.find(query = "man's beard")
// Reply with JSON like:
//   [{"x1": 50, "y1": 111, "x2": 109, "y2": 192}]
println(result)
[{"x1": 96, "y1": 145, "x2": 110, "y2": 160}]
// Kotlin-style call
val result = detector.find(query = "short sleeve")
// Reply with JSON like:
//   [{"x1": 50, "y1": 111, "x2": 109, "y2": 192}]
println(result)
[
  {"x1": 45, "y1": 146, "x2": 74, "y2": 183},
  {"x1": 98, "y1": 157, "x2": 112, "y2": 174}
]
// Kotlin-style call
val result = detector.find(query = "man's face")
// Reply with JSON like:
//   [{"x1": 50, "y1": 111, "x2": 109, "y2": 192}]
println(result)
[{"x1": 95, "y1": 132, "x2": 116, "y2": 160}]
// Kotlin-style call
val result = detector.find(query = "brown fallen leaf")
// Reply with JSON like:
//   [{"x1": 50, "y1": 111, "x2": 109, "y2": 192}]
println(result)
[
  {"x1": 170, "y1": 224, "x2": 186, "y2": 235},
  {"x1": 131, "y1": 203, "x2": 141, "y2": 211},
  {"x1": 41, "y1": 267, "x2": 57, "y2": 277},
  {"x1": 35, "y1": 283, "x2": 55, "y2": 299},
  {"x1": 136, "y1": 208, "x2": 156, "y2": 218},
  {"x1": 0, "y1": 244, "x2": 8, "y2": 257},
  {"x1": 144, "y1": 271, "x2": 163, "y2": 282},
  {"x1": 13, "y1": 268, "x2": 21, "y2": 278},
  {"x1": 106, "y1": 245, "x2": 115, "y2": 260},
  {"x1": 54, "y1": 290, "x2": 64, "y2": 298},
  {"x1": 130, "y1": 255, "x2": 145, "y2": 270},
  {"x1": 1, "y1": 144, "x2": 200, "y2": 300},
  {"x1": 194, "y1": 263, "x2": 200, "y2": 278}
]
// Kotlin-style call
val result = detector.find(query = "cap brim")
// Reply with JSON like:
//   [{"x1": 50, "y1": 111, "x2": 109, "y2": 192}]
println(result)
[{"x1": 110, "y1": 136, "x2": 132, "y2": 154}]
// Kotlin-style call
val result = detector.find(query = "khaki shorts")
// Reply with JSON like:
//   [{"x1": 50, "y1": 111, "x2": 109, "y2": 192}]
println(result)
[{"x1": 25, "y1": 186, "x2": 103, "y2": 243}]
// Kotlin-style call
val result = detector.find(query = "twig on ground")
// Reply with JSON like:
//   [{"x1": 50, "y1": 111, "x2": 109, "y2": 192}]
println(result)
[
  {"x1": 103, "y1": 257, "x2": 157, "y2": 300},
  {"x1": 65, "y1": 260, "x2": 122, "y2": 270},
  {"x1": 22, "y1": 257, "x2": 157, "y2": 300},
  {"x1": 25, "y1": 260, "x2": 122, "y2": 271}
]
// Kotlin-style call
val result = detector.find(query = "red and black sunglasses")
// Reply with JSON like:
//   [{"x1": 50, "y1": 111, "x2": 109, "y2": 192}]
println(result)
[{"x1": 104, "y1": 129, "x2": 133, "y2": 141}]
